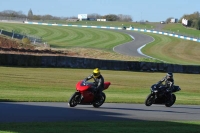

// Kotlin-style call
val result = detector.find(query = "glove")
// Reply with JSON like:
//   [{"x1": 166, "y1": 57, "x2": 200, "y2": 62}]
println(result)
[
  {"x1": 166, "y1": 89, "x2": 171, "y2": 92},
  {"x1": 157, "y1": 81, "x2": 162, "y2": 85},
  {"x1": 83, "y1": 78, "x2": 88, "y2": 82}
]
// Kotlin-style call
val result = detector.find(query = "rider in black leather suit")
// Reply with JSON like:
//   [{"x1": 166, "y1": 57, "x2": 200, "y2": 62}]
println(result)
[{"x1": 158, "y1": 72, "x2": 174, "y2": 102}]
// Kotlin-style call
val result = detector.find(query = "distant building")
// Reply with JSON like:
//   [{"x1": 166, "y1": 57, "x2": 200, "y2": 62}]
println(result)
[
  {"x1": 78, "y1": 14, "x2": 87, "y2": 21},
  {"x1": 171, "y1": 18, "x2": 178, "y2": 23},
  {"x1": 66, "y1": 19, "x2": 79, "y2": 22},
  {"x1": 97, "y1": 19, "x2": 106, "y2": 21},
  {"x1": 81, "y1": 18, "x2": 97, "y2": 21},
  {"x1": 182, "y1": 18, "x2": 188, "y2": 26}
]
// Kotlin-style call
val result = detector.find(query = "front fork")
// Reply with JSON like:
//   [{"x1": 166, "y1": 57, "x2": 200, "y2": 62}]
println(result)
[
  {"x1": 150, "y1": 92, "x2": 156, "y2": 103},
  {"x1": 74, "y1": 93, "x2": 82, "y2": 103}
]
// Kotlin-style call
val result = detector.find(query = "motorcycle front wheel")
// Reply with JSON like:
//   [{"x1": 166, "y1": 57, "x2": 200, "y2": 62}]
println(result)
[
  {"x1": 68, "y1": 92, "x2": 81, "y2": 107},
  {"x1": 145, "y1": 94, "x2": 154, "y2": 106},
  {"x1": 93, "y1": 92, "x2": 106, "y2": 108}
]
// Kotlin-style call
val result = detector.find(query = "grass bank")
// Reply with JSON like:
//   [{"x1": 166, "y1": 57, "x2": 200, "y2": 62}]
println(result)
[
  {"x1": 141, "y1": 32, "x2": 200, "y2": 65},
  {"x1": 1, "y1": 22, "x2": 200, "y2": 65},
  {"x1": 0, "y1": 67, "x2": 200, "y2": 105},
  {"x1": 0, "y1": 121, "x2": 199, "y2": 133}
]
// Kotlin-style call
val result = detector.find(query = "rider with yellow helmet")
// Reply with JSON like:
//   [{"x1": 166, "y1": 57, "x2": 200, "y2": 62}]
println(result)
[{"x1": 84, "y1": 68, "x2": 104, "y2": 97}]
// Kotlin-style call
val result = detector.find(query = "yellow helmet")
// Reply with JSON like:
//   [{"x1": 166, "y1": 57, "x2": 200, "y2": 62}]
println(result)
[{"x1": 93, "y1": 68, "x2": 101, "y2": 78}]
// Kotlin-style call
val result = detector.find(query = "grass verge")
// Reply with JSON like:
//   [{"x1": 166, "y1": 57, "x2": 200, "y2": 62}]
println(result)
[
  {"x1": 0, "y1": 121, "x2": 199, "y2": 133},
  {"x1": 141, "y1": 32, "x2": 200, "y2": 65},
  {"x1": 0, "y1": 67, "x2": 200, "y2": 105}
]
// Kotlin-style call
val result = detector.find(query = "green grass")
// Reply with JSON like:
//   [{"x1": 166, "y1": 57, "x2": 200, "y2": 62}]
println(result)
[
  {"x1": 0, "y1": 67, "x2": 200, "y2": 105},
  {"x1": 1, "y1": 22, "x2": 200, "y2": 65},
  {"x1": 141, "y1": 32, "x2": 200, "y2": 65},
  {"x1": 36, "y1": 20, "x2": 156, "y2": 29},
  {"x1": 0, "y1": 121, "x2": 199, "y2": 133},
  {"x1": 162, "y1": 23, "x2": 200, "y2": 38},
  {"x1": 0, "y1": 22, "x2": 132, "y2": 51},
  {"x1": 0, "y1": 66, "x2": 200, "y2": 133}
]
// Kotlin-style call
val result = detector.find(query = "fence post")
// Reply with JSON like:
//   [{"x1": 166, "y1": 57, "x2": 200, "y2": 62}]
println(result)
[
  {"x1": 12, "y1": 30, "x2": 14, "y2": 39},
  {"x1": 0, "y1": 29, "x2": 3, "y2": 34}
]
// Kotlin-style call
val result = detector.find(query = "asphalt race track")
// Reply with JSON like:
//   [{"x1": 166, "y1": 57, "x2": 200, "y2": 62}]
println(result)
[
  {"x1": 0, "y1": 102, "x2": 200, "y2": 123},
  {"x1": 113, "y1": 30, "x2": 154, "y2": 57}
]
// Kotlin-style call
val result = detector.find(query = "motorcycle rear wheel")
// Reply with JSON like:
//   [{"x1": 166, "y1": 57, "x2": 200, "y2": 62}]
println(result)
[
  {"x1": 68, "y1": 92, "x2": 81, "y2": 107},
  {"x1": 165, "y1": 94, "x2": 176, "y2": 107},
  {"x1": 145, "y1": 94, "x2": 154, "y2": 106},
  {"x1": 93, "y1": 92, "x2": 106, "y2": 108}
]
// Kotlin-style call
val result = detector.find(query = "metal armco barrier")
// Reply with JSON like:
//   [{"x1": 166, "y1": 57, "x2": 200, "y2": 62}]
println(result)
[{"x1": 0, "y1": 54, "x2": 199, "y2": 74}]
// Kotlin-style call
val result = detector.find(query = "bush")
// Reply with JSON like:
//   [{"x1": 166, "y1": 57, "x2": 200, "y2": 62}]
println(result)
[{"x1": 22, "y1": 37, "x2": 31, "y2": 45}]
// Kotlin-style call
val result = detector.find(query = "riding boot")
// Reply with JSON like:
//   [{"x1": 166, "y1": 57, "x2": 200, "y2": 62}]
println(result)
[
  {"x1": 94, "y1": 92, "x2": 102, "y2": 101},
  {"x1": 81, "y1": 95, "x2": 84, "y2": 102}
]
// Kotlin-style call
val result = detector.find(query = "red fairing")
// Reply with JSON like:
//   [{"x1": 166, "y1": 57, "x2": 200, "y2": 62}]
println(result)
[
  {"x1": 76, "y1": 80, "x2": 111, "y2": 91},
  {"x1": 76, "y1": 80, "x2": 91, "y2": 92},
  {"x1": 104, "y1": 82, "x2": 111, "y2": 90}
]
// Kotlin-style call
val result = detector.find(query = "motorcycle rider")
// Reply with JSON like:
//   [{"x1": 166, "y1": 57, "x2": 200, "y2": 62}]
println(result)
[
  {"x1": 84, "y1": 68, "x2": 104, "y2": 99},
  {"x1": 158, "y1": 72, "x2": 174, "y2": 102}
]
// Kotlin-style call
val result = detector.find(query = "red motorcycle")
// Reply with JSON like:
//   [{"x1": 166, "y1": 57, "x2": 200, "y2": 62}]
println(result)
[{"x1": 68, "y1": 79, "x2": 111, "y2": 108}]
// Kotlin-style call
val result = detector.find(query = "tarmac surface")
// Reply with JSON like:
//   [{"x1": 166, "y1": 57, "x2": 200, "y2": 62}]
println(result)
[
  {"x1": 113, "y1": 30, "x2": 154, "y2": 57},
  {"x1": 0, "y1": 102, "x2": 200, "y2": 122}
]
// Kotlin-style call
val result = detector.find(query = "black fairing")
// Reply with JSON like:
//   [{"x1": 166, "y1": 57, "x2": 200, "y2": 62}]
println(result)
[
  {"x1": 151, "y1": 84, "x2": 181, "y2": 93},
  {"x1": 150, "y1": 84, "x2": 180, "y2": 104},
  {"x1": 172, "y1": 85, "x2": 181, "y2": 92}
]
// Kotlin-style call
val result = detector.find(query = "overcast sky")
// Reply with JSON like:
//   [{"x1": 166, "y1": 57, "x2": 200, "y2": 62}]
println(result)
[{"x1": 0, "y1": 0, "x2": 199, "y2": 22}]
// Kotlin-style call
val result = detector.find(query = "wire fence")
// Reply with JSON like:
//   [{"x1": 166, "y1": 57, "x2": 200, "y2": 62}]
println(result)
[
  {"x1": 0, "y1": 16, "x2": 26, "y2": 21},
  {"x1": 0, "y1": 29, "x2": 43, "y2": 44}
]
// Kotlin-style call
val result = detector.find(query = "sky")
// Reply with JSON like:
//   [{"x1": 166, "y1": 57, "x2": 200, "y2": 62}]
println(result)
[{"x1": 0, "y1": 0, "x2": 199, "y2": 22}]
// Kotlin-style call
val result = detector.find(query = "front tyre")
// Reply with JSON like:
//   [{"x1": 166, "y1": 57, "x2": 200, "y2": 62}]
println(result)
[
  {"x1": 68, "y1": 92, "x2": 81, "y2": 107},
  {"x1": 165, "y1": 94, "x2": 176, "y2": 107},
  {"x1": 145, "y1": 94, "x2": 154, "y2": 106},
  {"x1": 93, "y1": 92, "x2": 106, "y2": 108}
]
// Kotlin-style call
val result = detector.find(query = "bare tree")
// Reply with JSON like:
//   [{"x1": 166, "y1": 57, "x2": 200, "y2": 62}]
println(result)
[
  {"x1": 88, "y1": 13, "x2": 102, "y2": 19},
  {"x1": 28, "y1": 9, "x2": 33, "y2": 20},
  {"x1": 165, "y1": 17, "x2": 173, "y2": 23}
]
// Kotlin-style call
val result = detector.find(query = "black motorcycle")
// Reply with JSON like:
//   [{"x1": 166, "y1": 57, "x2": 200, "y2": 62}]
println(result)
[{"x1": 145, "y1": 83, "x2": 181, "y2": 107}]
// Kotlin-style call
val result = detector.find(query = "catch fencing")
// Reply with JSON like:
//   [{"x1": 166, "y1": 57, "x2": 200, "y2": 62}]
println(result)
[{"x1": 0, "y1": 29, "x2": 42, "y2": 44}]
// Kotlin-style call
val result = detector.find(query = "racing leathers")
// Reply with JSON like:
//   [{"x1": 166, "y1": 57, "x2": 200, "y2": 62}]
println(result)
[
  {"x1": 84, "y1": 74, "x2": 104, "y2": 96},
  {"x1": 159, "y1": 76, "x2": 174, "y2": 101}
]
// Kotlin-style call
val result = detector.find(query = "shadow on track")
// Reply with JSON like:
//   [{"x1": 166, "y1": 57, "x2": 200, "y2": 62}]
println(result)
[{"x1": 0, "y1": 102, "x2": 200, "y2": 133}]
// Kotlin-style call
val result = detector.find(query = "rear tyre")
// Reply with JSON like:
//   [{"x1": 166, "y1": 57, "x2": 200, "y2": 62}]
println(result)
[
  {"x1": 93, "y1": 92, "x2": 106, "y2": 108},
  {"x1": 68, "y1": 92, "x2": 81, "y2": 107},
  {"x1": 145, "y1": 94, "x2": 154, "y2": 106},
  {"x1": 165, "y1": 94, "x2": 176, "y2": 107}
]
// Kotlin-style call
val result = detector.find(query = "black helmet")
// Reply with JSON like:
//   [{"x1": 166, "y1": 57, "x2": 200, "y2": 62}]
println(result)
[{"x1": 166, "y1": 72, "x2": 173, "y2": 78}]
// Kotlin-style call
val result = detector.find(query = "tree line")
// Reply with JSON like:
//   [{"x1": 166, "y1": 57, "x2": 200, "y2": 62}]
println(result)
[
  {"x1": 166, "y1": 11, "x2": 200, "y2": 30},
  {"x1": 0, "y1": 9, "x2": 132, "y2": 22},
  {"x1": 179, "y1": 11, "x2": 200, "y2": 30},
  {"x1": 0, "y1": 9, "x2": 199, "y2": 29},
  {"x1": 87, "y1": 13, "x2": 132, "y2": 22}
]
